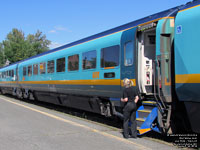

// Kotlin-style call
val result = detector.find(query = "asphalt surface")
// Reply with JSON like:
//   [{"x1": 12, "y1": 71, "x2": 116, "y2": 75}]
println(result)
[{"x1": 0, "y1": 95, "x2": 181, "y2": 150}]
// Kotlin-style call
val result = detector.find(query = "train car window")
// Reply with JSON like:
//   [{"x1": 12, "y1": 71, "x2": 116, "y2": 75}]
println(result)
[
  {"x1": 101, "y1": 45, "x2": 119, "y2": 68},
  {"x1": 68, "y1": 54, "x2": 79, "y2": 71},
  {"x1": 28, "y1": 65, "x2": 32, "y2": 76},
  {"x1": 48, "y1": 60, "x2": 55, "y2": 73},
  {"x1": 9, "y1": 70, "x2": 12, "y2": 77},
  {"x1": 124, "y1": 41, "x2": 134, "y2": 66},
  {"x1": 23, "y1": 67, "x2": 26, "y2": 76},
  {"x1": 2, "y1": 72, "x2": 4, "y2": 78},
  {"x1": 33, "y1": 64, "x2": 38, "y2": 75},
  {"x1": 11, "y1": 70, "x2": 14, "y2": 77},
  {"x1": 56, "y1": 58, "x2": 65, "y2": 72},
  {"x1": 6, "y1": 71, "x2": 9, "y2": 77},
  {"x1": 40, "y1": 62, "x2": 46, "y2": 74},
  {"x1": 82, "y1": 50, "x2": 96, "y2": 70}
]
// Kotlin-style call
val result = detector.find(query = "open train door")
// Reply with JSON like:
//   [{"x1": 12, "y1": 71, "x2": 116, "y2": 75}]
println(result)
[
  {"x1": 137, "y1": 22, "x2": 157, "y2": 96},
  {"x1": 121, "y1": 28, "x2": 137, "y2": 88}
]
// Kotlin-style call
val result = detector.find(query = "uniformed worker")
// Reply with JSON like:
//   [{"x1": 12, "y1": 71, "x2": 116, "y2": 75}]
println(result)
[{"x1": 121, "y1": 78, "x2": 139, "y2": 139}]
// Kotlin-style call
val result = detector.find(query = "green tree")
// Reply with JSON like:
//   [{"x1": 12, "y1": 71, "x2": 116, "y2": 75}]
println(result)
[
  {"x1": 26, "y1": 30, "x2": 51, "y2": 57},
  {"x1": 0, "y1": 43, "x2": 5, "y2": 67},
  {"x1": 3, "y1": 29, "x2": 26, "y2": 63},
  {"x1": 2, "y1": 28, "x2": 51, "y2": 64}
]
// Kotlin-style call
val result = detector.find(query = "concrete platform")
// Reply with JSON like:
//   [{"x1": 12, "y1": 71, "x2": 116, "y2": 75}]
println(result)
[{"x1": 0, "y1": 95, "x2": 180, "y2": 150}]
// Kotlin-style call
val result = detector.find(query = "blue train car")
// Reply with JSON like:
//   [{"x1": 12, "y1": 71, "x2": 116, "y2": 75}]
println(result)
[
  {"x1": 175, "y1": 1, "x2": 200, "y2": 133},
  {"x1": 0, "y1": 0, "x2": 200, "y2": 135},
  {"x1": 0, "y1": 64, "x2": 18, "y2": 95}
]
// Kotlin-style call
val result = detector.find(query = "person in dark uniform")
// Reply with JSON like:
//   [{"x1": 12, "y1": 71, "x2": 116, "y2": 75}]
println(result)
[{"x1": 121, "y1": 78, "x2": 139, "y2": 139}]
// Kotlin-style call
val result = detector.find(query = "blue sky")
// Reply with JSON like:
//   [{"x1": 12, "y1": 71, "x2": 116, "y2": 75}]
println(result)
[{"x1": 0, "y1": 0, "x2": 190, "y2": 49}]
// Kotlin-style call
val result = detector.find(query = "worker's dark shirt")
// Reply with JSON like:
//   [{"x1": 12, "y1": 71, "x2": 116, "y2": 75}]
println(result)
[{"x1": 123, "y1": 87, "x2": 136, "y2": 102}]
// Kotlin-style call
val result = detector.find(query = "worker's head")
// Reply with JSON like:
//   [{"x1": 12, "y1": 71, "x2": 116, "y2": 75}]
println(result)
[{"x1": 123, "y1": 78, "x2": 133, "y2": 88}]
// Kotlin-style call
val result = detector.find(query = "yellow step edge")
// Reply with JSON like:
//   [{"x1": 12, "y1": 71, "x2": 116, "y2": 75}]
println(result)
[
  {"x1": 142, "y1": 101, "x2": 157, "y2": 104},
  {"x1": 137, "y1": 127, "x2": 152, "y2": 134},
  {"x1": 137, "y1": 109, "x2": 151, "y2": 113},
  {"x1": 138, "y1": 128, "x2": 151, "y2": 134},
  {"x1": 136, "y1": 118, "x2": 145, "y2": 122}
]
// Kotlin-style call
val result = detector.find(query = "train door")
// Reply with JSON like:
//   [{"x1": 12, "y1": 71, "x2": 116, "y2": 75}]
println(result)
[
  {"x1": 121, "y1": 28, "x2": 137, "y2": 86},
  {"x1": 137, "y1": 23, "x2": 157, "y2": 95},
  {"x1": 155, "y1": 18, "x2": 174, "y2": 103},
  {"x1": 16, "y1": 64, "x2": 19, "y2": 82}
]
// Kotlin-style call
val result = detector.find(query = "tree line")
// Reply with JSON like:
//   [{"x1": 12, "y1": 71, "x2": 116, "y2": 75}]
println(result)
[{"x1": 0, "y1": 28, "x2": 51, "y2": 67}]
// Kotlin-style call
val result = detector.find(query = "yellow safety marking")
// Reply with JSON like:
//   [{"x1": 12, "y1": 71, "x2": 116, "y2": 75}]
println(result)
[
  {"x1": 176, "y1": 74, "x2": 200, "y2": 83},
  {"x1": 136, "y1": 118, "x2": 145, "y2": 122},
  {"x1": 0, "y1": 96, "x2": 151, "y2": 150},
  {"x1": 142, "y1": 101, "x2": 157, "y2": 104},
  {"x1": 138, "y1": 109, "x2": 151, "y2": 113},
  {"x1": 139, "y1": 128, "x2": 151, "y2": 135}
]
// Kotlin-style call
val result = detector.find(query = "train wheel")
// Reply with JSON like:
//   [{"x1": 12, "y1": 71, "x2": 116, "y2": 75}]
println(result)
[
  {"x1": 16, "y1": 88, "x2": 23, "y2": 99},
  {"x1": 23, "y1": 90, "x2": 30, "y2": 100}
]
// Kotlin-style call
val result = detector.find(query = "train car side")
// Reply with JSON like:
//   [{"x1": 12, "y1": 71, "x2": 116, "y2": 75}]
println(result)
[
  {"x1": 0, "y1": 64, "x2": 18, "y2": 95},
  {"x1": 16, "y1": 31, "x2": 123, "y2": 116},
  {"x1": 175, "y1": 2, "x2": 200, "y2": 133}
]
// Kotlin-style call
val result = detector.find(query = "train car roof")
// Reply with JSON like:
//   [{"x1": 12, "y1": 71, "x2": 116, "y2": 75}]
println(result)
[
  {"x1": 179, "y1": 0, "x2": 200, "y2": 11},
  {"x1": 1, "y1": 0, "x2": 198, "y2": 70}
]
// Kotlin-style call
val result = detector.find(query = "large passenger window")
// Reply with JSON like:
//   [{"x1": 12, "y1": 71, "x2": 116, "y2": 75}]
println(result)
[
  {"x1": 56, "y1": 58, "x2": 65, "y2": 72},
  {"x1": 82, "y1": 50, "x2": 96, "y2": 70},
  {"x1": 23, "y1": 67, "x2": 26, "y2": 76},
  {"x1": 124, "y1": 41, "x2": 134, "y2": 66},
  {"x1": 33, "y1": 64, "x2": 38, "y2": 75},
  {"x1": 40, "y1": 62, "x2": 46, "y2": 74},
  {"x1": 28, "y1": 65, "x2": 32, "y2": 76},
  {"x1": 101, "y1": 45, "x2": 120, "y2": 68},
  {"x1": 68, "y1": 54, "x2": 79, "y2": 71},
  {"x1": 48, "y1": 60, "x2": 55, "y2": 73}
]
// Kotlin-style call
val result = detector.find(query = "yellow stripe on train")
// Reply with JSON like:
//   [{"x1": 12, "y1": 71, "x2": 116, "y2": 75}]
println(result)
[
  {"x1": 176, "y1": 74, "x2": 200, "y2": 83},
  {"x1": 0, "y1": 79, "x2": 136, "y2": 86}
]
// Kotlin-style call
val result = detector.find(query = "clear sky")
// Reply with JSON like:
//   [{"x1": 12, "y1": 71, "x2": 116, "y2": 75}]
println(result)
[{"x1": 0, "y1": 0, "x2": 190, "y2": 49}]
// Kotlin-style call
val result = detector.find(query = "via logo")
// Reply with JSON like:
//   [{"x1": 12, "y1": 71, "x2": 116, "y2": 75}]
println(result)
[{"x1": 176, "y1": 25, "x2": 182, "y2": 34}]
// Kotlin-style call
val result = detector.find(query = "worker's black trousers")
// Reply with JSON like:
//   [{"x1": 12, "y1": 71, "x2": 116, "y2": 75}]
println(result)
[{"x1": 123, "y1": 102, "x2": 137, "y2": 137}]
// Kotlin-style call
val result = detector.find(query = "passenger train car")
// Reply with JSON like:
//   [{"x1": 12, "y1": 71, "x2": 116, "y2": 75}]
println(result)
[{"x1": 0, "y1": 0, "x2": 200, "y2": 135}]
